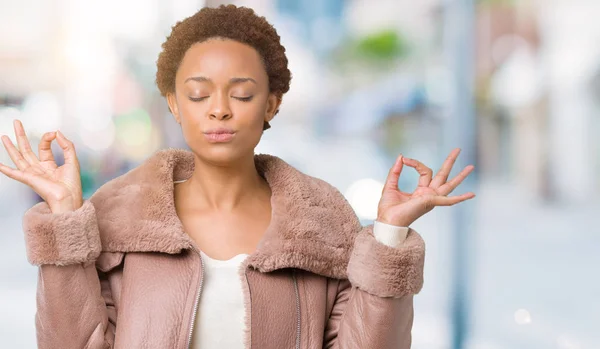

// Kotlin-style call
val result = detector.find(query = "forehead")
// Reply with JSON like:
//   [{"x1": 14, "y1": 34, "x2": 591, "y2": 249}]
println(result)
[{"x1": 176, "y1": 39, "x2": 267, "y2": 84}]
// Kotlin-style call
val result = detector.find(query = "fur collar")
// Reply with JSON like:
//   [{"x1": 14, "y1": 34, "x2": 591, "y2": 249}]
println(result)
[{"x1": 90, "y1": 148, "x2": 363, "y2": 279}]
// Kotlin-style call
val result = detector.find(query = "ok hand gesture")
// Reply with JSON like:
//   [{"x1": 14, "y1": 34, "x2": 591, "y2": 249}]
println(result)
[
  {"x1": 0, "y1": 120, "x2": 83, "y2": 213},
  {"x1": 377, "y1": 148, "x2": 475, "y2": 227}
]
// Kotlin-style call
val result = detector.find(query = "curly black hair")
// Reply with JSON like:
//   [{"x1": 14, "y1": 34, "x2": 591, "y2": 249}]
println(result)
[{"x1": 156, "y1": 4, "x2": 292, "y2": 130}]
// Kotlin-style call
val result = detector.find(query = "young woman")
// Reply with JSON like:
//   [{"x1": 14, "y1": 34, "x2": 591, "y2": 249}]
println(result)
[{"x1": 0, "y1": 5, "x2": 475, "y2": 349}]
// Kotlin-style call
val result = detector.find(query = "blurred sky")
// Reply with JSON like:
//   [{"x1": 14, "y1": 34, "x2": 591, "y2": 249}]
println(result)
[{"x1": 1, "y1": 0, "x2": 599, "y2": 348}]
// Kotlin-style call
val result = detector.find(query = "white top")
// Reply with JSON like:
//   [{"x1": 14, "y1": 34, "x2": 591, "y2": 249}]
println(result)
[
  {"x1": 190, "y1": 250, "x2": 249, "y2": 349},
  {"x1": 176, "y1": 178, "x2": 409, "y2": 349}
]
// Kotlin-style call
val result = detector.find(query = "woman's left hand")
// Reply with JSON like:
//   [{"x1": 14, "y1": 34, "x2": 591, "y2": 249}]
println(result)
[{"x1": 377, "y1": 148, "x2": 475, "y2": 227}]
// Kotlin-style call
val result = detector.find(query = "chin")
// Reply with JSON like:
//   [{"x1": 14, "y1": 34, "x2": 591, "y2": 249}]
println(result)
[{"x1": 192, "y1": 144, "x2": 249, "y2": 166}]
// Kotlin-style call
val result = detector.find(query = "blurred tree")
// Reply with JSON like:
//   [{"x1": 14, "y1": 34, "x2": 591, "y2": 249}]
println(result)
[{"x1": 331, "y1": 29, "x2": 411, "y2": 74}]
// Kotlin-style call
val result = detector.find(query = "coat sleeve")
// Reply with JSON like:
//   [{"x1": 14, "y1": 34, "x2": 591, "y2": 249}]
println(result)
[
  {"x1": 22, "y1": 199, "x2": 120, "y2": 349},
  {"x1": 323, "y1": 224, "x2": 425, "y2": 349}
]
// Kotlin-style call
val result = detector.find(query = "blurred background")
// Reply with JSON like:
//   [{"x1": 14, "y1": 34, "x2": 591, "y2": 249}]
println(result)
[{"x1": 0, "y1": 0, "x2": 598, "y2": 348}]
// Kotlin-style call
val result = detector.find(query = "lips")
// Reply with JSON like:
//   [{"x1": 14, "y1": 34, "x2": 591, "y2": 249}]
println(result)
[
  {"x1": 204, "y1": 130, "x2": 235, "y2": 143},
  {"x1": 204, "y1": 128, "x2": 235, "y2": 135}
]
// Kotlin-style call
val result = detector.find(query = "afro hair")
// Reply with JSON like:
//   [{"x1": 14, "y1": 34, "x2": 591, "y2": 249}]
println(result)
[{"x1": 156, "y1": 4, "x2": 292, "y2": 129}]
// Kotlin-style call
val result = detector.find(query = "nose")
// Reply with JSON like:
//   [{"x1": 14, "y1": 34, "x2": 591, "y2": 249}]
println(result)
[{"x1": 209, "y1": 94, "x2": 231, "y2": 121}]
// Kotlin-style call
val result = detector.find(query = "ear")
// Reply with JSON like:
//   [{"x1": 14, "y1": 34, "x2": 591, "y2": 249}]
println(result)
[
  {"x1": 265, "y1": 93, "x2": 282, "y2": 123},
  {"x1": 166, "y1": 92, "x2": 181, "y2": 124}
]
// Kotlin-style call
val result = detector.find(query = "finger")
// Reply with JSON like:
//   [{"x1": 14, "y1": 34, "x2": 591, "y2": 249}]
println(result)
[
  {"x1": 430, "y1": 148, "x2": 460, "y2": 188},
  {"x1": 0, "y1": 161, "x2": 57, "y2": 201},
  {"x1": 383, "y1": 154, "x2": 406, "y2": 193},
  {"x1": 55, "y1": 130, "x2": 79, "y2": 167},
  {"x1": 13, "y1": 119, "x2": 39, "y2": 165},
  {"x1": 1, "y1": 134, "x2": 30, "y2": 171},
  {"x1": 430, "y1": 192, "x2": 476, "y2": 206},
  {"x1": 38, "y1": 131, "x2": 57, "y2": 164},
  {"x1": 0, "y1": 162, "x2": 28, "y2": 183},
  {"x1": 438, "y1": 165, "x2": 475, "y2": 196},
  {"x1": 402, "y1": 157, "x2": 433, "y2": 188}
]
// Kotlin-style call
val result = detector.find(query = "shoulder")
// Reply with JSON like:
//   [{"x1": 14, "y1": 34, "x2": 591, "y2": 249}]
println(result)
[
  {"x1": 255, "y1": 153, "x2": 362, "y2": 230},
  {"x1": 87, "y1": 148, "x2": 195, "y2": 253},
  {"x1": 88, "y1": 147, "x2": 191, "y2": 212}
]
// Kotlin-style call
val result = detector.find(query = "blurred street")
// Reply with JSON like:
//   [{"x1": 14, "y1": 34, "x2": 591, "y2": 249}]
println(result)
[{"x1": 1, "y1": 0, "x2": 599, "y2": 348}]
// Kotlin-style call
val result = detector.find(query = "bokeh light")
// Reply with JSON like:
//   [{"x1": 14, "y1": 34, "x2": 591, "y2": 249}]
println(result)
[
  {"x1": 345, "y1": 178, "x2": 384, "y2": 220},
  {"x1": 514, "y1": 308, "x2": 532, "y2": 325}
]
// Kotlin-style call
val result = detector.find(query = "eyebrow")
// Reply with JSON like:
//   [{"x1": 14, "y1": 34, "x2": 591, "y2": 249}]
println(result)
[{"x1": 184, "y1": 76, "x2": 257, "y2": 85}]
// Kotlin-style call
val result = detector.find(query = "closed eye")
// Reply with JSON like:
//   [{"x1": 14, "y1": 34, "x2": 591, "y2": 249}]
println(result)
[{"x1": 188, "y1": 96, "x2": 253, "y2": 102}]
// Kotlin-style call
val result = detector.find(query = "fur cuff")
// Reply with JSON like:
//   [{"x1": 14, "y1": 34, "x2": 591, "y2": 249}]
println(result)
[
  {"x1": 347, "y1": 224, "x2": 425, "y2": 298},
  {"x1": 22, "y1": 200, "x2": 102, "y2": 266}
]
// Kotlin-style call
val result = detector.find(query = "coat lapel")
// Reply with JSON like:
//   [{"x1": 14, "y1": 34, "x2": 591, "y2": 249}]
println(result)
[{"x1": 90, "y1": 148, "x2": 364, "y2": 279}]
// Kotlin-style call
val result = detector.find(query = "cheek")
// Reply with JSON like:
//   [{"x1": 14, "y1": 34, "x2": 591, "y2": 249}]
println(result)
[
  {"x1": 178, "y1": 100, "x2": 205, "y2": 119},
  {"x1": 239, "y1": 104, "x2": 267, "y2": 126}
]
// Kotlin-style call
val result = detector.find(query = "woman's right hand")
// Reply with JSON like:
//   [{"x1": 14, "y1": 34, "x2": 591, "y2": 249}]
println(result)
[{"x1": 0, "y1": 119, "x2": 83, "y2": 213}]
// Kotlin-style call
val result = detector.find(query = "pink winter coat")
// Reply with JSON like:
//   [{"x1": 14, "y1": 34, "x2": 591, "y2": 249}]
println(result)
[{"x1": 21, "y1": 147, "x2": 426, "y2": 349}]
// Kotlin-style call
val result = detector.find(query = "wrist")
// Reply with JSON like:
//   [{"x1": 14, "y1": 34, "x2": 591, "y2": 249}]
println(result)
[
  {"x1": 49, "y1": 197, "x2": 82, "y2": 214},
  {"x1": 376, "y1": 214, "x2": 412, "y2": 227}
]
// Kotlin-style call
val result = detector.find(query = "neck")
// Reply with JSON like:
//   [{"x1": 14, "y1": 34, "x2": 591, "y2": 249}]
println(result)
[{"x1": 182, "y1": 152, "x2": 269, "y2": 212}]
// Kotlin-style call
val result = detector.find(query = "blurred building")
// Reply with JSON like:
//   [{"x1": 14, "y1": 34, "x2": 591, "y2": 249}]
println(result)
[{"x1": 1, "y1": 0, "x2": 599, "y2": 348}]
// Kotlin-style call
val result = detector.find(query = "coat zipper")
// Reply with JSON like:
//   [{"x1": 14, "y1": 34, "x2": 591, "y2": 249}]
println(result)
[
  {"x1": 244, "y1": 267, "x2": 251, "y2": 349},
  {"x1": 187, "y1": 248, "x2": 205, "y2": 349},
  {"x1": 185, "y1": 250, "x2": 298, "y2": 349},
  {"x1": 292, "y1": 270, "x2": 301, "y2": 349}
]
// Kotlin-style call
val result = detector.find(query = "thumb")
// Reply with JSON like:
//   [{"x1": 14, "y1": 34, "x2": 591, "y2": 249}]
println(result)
[
  {"x1": 382, "y1": 154, "x2": 404, "y2": 193},
  {"x1": 55, "y1": 130, "x2": 79, "y2": 167}
]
